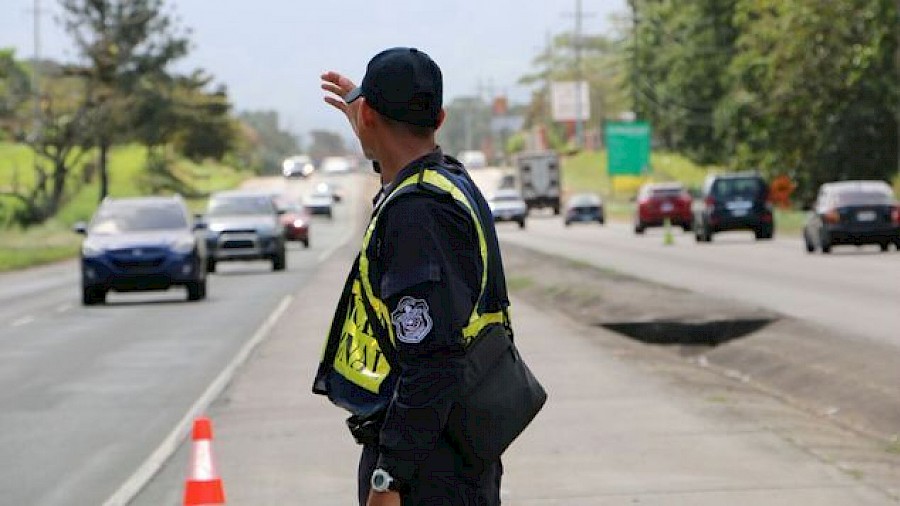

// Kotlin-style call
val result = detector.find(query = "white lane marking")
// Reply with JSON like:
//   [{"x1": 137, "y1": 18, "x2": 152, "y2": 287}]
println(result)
[
  {"x1": 102, "y1": 295, "x2": 294, "y2": 506},
  {"x1": 11, "y1": 316, "x2": 35, "y2": 327}
]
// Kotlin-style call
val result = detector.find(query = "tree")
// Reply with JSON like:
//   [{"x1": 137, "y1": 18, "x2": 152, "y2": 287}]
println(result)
[
  {"x1": 238, "y1": 110, "x2": 300, "y2": 173},
  {"x1": 628, "y1": 0, "x2": 738, "y2": 163},
  {"x1": 1, "y1": 62, "x2": 94, "y2": 224},
  {"x1": 0, "y1": 49, "x2": 32, "y2": 137},
  {"x1": 717, "y1": 0, "x2": 898, "y2": 196},
  {"x1": 438, "y1": 96, "x2": 490, "y2": 157},
  {"x1": 60, "y1": 0, "x2": 190, "y2": 201},
  {"x1": 519, "y1": 31, "x2": 630, "y2": 136},
  {"x1": 308, "y1": 130, "x2": 346, "y2": 159}
]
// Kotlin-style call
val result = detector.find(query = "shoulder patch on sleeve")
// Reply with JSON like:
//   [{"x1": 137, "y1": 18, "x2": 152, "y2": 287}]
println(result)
[{"x1": 391, "y1": 296, "x2": 433, "y2": 344}]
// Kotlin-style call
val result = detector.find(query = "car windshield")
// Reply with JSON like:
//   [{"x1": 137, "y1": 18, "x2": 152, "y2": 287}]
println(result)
[
  {"x1": 493, "y1": 194, "x2": 522, "y2": 202},
  {"x1": 90, "y1": 203, "x2": 187, "y2": 234},
  {"x1": 711, "y1": 178, "x2": 763, "y2": 199},
  {"x1": 207, "y1": 196, "x2": 274, "y2": 216},
  {"x1": 571, "y1": 195, "x2": 600, "y2": 206},
  {"x1": 834, "y1": 189, "x2": 893, "y2": 206},
  {"x1": 651, "y1": 187, "x2": 684, "y2": 197}
]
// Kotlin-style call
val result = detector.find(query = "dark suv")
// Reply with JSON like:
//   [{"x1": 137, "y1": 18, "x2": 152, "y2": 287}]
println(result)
[
  {"x1": 204, "y1": 191, "x2": 287, "y2": 272},
  {"x1": 694, "y1": 173, "x2": 774, "y2": 242},
  {"x1": 75, "y1": 196, "x2": 208, "y2": 305}
]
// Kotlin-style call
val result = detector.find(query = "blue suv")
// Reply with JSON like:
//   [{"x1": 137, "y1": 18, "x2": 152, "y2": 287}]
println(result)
[{"x1": 74, "y1": 196, "x2": 208, "y2": 305}]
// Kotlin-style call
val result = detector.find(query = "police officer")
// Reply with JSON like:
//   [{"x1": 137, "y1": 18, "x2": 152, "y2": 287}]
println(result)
[{"x1": 314, "y1": 47, "x2": 512, "y2": 506}]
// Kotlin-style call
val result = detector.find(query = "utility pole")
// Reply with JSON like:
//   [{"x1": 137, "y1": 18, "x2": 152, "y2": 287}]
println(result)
[
  {"x1": 574, "y1": 0, "x2": 583, "y2": 148},
  {"x1": 564, "y1": 0, "x2": 594, "y2": 148},
  {"x1": 30, "y1": 0, "x2": 43, "y2": 176}
]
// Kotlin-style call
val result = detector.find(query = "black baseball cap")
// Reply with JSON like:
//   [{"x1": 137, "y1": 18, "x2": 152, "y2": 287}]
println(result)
[{"x1": 345, "y1": 47, "x2": 443, "y2": 128}]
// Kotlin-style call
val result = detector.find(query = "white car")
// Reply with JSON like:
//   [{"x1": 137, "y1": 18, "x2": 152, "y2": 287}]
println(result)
[
  {"x1": 489, "y1": 189, "x2": 528, "y2": 229},
  {"x1": 282, "y1": 155, "x2": 314, "y2": 178},
  {"x1": 458, "y1": 150, "x2": 487, "y2": 169},
  {"x1": 320, "y1": 156, "x2": 354, "y2": 174}
]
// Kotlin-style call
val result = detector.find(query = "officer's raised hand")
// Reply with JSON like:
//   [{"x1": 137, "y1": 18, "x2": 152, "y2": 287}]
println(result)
[{"x1": 321, "y1": 71, "x2": 360, "y2": 137}]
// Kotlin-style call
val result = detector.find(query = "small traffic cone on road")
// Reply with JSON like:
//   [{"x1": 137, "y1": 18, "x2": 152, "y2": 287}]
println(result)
[
  {"x1": 183, "y1": 417, "x2": 226, "y2": 505},
  {"x1": 663, "y1": 218, "x2": 675, "y2": 246}
]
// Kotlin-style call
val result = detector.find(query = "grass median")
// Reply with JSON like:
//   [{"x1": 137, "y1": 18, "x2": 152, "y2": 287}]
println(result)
[{"x1": 0, "y1": 142, "x2": 249, "y2": 272}]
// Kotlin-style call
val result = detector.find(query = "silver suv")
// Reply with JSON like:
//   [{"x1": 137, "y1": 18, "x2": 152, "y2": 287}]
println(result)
[{"x1": 203, "y1": 191, "x2": 287, "y2": 272}]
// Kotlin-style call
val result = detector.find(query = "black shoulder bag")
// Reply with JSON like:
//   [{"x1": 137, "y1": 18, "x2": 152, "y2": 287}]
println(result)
[{"x1": 445, "y1": 315, "x2": 547, "y2": 465}]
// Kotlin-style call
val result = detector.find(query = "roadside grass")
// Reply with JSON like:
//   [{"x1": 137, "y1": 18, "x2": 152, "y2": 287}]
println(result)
[
  {"x1": 0, "y1": 142, "x2": 249, "y2": 271},
  {"x1": 562, "y1": 150, "x2": 807, "y2": 236},
  {"x1": 0, "y1": 221, "x2": 81, "y2": 273}
]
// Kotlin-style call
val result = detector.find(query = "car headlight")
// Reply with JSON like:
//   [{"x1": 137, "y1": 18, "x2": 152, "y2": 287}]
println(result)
[
  {"x1": 207, "y1": 223, "x2": 226, "y2": 233},
  {"x1": 81, "y1": 241, "x2": 104, "y2": 258},
  {"x1": 293, "y1": 219, "x2": 306, "y2": 228},
  {"x1": 171, "y1": 237, "x2": 196, "y2": 254}
]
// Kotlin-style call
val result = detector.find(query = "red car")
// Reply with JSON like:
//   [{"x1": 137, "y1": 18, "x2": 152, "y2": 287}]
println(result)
[
  {"x1": 634, "y1": 183, "x2": 693, "y2": 234},
  {"x1": 276, "y1": 199, "x2": 310, "y2": 248}
]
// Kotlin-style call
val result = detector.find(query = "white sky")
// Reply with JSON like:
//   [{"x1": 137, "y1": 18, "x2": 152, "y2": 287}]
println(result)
[{"x1": 0, "y1": 0, "x2": 627, "y2": 141}]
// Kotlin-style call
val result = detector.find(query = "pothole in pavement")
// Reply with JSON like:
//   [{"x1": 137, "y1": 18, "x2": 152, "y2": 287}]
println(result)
[{"x1": 599, "y1": 318, "x2": 777, "y2": 348}]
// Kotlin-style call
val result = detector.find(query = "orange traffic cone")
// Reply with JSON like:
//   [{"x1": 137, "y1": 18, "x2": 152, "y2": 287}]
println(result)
[{"x1": 183, "y1": 417, "x2": 226, "y2": 505}]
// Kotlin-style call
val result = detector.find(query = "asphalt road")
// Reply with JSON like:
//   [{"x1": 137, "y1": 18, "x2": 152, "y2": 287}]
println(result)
[
  {"x1": 0, "y1": 173, "x2": 370, "y2": 506},
  {"x1": 495, "y1": 213, "x2": 900, "y2": 347}
]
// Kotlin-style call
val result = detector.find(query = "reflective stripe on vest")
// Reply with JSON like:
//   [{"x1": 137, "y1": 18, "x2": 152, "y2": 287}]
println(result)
[{"x1": 331, "y1": 167, "x2": 506, "y2": 394}]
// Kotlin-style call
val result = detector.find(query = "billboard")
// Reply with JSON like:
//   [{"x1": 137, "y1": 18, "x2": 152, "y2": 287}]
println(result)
[
  {"x1": 550, "y1": 81, "x2": 590, "y2": 122},
  {"x1": 605, "y1": 121, "x2": 651, "y2": 176}
]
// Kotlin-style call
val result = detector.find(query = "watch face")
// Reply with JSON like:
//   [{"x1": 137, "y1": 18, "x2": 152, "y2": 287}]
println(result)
[{"x1": 371, "y1": 469, "x2": 392, "y2": 492}]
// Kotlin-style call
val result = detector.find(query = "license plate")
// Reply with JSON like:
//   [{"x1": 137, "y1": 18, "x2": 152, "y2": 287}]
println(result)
[
  {"x1": 731, "y1": 209, "x2": 749, "y2": 217},
  {"x1": 857, "y1": 211, "x2": 876, "y2": 222},
  {"x1": 661, "y1": 203, "x2": 674, "y2": 212},
  {"x1": 725, "y1": 200, "x2": 753, "y2": 211}
]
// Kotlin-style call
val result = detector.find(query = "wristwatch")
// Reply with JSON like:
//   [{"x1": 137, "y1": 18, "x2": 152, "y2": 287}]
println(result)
[{"x1": 370, "y1": 468, "x2": 395, "y2": 493}]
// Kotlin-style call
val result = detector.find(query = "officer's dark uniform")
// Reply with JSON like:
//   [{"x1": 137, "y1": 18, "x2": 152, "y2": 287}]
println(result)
[
  {"x1": 313, "y1": 148, "x2": 510, "y2": 506},
  {"x1": 313, "y1": 46, "x2": 511, "y2": 506}
]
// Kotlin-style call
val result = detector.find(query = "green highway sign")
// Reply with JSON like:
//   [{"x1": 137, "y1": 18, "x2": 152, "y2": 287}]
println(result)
[{"x1": 605, "y1": 121, "x2": 651, "y2": 176}]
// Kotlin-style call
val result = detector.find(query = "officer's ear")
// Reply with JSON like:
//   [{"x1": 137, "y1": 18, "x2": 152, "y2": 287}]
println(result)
[
  {"x1": 435, "y1": 109, "x2": 446, "y2": 130},
  {"x1": 359, "y1": 98, "x2": 378, "y2": 129}
]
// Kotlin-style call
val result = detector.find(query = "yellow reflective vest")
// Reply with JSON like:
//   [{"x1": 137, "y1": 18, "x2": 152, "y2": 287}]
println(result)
[{"x1": 313, "y1": 162, "x2": 509, "y2": 417}]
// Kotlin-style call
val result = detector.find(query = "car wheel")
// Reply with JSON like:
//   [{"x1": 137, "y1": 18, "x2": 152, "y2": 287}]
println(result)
[
  {"x1": 272, "y1": 251, "x2": 287, "y2": 271},
  {"x1": 206, "y1": 258, "x2": 217, "y2": 273},
  {"x1": 564, "y1": 220, "x2": 571, "y2": 227},
  {"x1": 303, "y1": 238, "x2": 310, "y2": 249},
  {"x1": 681, "y1": 224, "x2": 692, "y2": 232},
  {"x1": 803, "y1": 232, "x2": 815, "y2": 253},
  {"x1": 598, "y1": 217, "x2": 605, "y2": 225},
  {"x1": 552, "y1": 205, "x2": 560, "y2": 216},
  {"x1": 755, "y1": 229, "x2": 773, "y2": 240},
  {"x1": 879, "y1": 242, "x2": 890, "y2": 252},
  {"x1": 518, "y1": 219, "x2": 526, "y2": 229},
  {"x1": 696, "y1": 224, "x2": 711, "y2": 243},
  {"x1": 820, "y1": 233, "x2": 832, "y2": 254},
  {"x1": 82, "y1": 286, "x2": 106, "y2": 306},
  {"x1": 187, "y1": 279, "x2": 207, "y2": 301},
  {"x1": 635, "y1": 224, "x2": 645, "y2": 235}
]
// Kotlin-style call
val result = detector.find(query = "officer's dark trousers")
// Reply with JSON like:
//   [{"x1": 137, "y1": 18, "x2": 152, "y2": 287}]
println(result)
[{"x1": 358, "y1": 433, "x2": 503, "y2": 506}]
